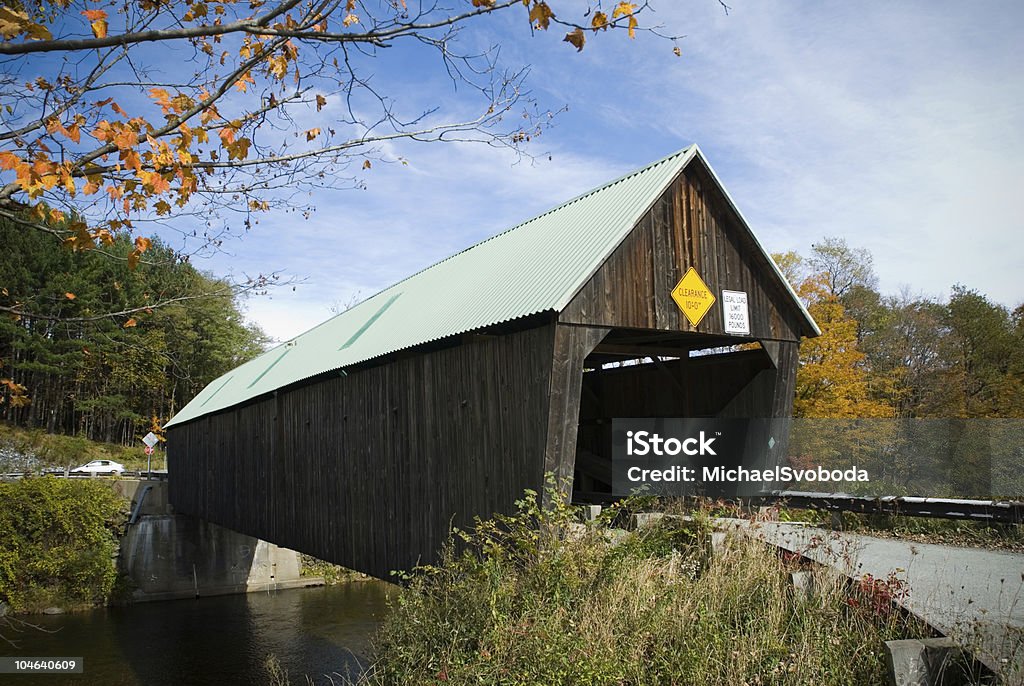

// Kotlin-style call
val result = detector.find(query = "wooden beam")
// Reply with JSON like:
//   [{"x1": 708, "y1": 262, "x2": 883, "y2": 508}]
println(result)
[
  {"x1": 759, "y1": 339, "x2": 782, "y2": 369},
  {"x1": 543, "y1": 325, "x2": 610, "y2": 491},
  {"x1": 592, "y1": 343, "x2": 688, "y2": 358},
  {"x1": 651, "y1": 355, "x2": 686, "y2": 395}
]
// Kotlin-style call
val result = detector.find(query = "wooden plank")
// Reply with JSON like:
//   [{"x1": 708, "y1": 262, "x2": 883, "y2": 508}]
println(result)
[
  {"x1": 651, "y1": 194, "x2": 672, "y2": 328},
  {"x1": 592, "y1": 343, "x2": 688, "y2": 358}
]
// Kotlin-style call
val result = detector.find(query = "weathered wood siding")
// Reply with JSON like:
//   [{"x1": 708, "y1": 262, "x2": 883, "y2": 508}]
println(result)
[
  {"x1": 169, "y1": 323, "x2": 558, "y2": 579},
  {"x1": 696, "y1": 341, "x2": 800, "y2": 421},
  {"x1": 561, "y1": 160, "x2": 807, "y2": 341}
]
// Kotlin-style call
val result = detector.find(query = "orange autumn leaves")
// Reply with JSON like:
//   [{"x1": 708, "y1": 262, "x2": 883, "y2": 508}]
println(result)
[
  {"x1": 0, "y1": 6, "x2": 52, "y2": 41},
  {"x1": 521, "y1": 1, "x2": 641, "y2": 51},
  {"x1": 0, "y1": 4, "x2": 317, "y2": 254},
  {"x1": 0, "y1": 5, "x2": 106, "y2": 41},
  {"x1": 469, "y1": 1, "x2": 640, "y2": 52},
  {"x1": 0, "y1": 378, "x2": 30, "y2": 408},
  {"x1": 0, "y1": 0, "x2": 658, "y2": 273},
  {"x1": 0, "y1": 151, "x2": 76, "y2": 198},
  {"x1": 787, "y1": 274, "x2": 892, "y2": 420},
  {"x1": 81, "y1": 9, "x2": 107, "y2": 39},
  {"x1": 2, "y1": 86, "x2": 234, "y2": 265}
]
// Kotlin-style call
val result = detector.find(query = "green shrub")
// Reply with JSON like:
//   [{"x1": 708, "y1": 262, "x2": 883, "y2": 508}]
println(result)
[{"x1": 0, "y1": 477, "x2": 129, "y2": 613}]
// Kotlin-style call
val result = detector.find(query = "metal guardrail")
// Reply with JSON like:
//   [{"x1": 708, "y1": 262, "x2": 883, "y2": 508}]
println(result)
[
  {"x1": 1, "y1": 470, "x2": 168, "y2": 480},
  {"x1": 574, "y1": 490, "x2": 1024, "y2": 524},
  {"x1": 4, "y1": 473, "x2": 1020, "y2": 523},
  {"x1": 753, "y1": 491, "x2": 1024, "y2": 525}
]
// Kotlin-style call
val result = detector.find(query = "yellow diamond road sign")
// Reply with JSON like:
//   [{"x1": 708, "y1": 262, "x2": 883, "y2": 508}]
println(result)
[{"x1": 671, "y1": 267, "x2": 715, "y2": 327}]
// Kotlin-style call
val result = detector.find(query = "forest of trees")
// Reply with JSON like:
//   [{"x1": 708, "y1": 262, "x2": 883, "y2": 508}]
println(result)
[
  {"x1": 776, "y1": 239, "x2": 1024, "y2": 496},
  {"x1": 778, "y1": 238, "x2": 1024, "y2": 419},
  {"x1": 0, "y1": 220, "x2": 267, "y2": 444},
  {"x1": 1, "y1": 229, "x2": 1021, "y2": 450}
]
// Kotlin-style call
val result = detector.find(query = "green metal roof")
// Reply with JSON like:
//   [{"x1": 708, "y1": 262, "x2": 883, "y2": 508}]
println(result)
[{"x1": 167, "y1": 145, "x2": 816, "y2": 428}]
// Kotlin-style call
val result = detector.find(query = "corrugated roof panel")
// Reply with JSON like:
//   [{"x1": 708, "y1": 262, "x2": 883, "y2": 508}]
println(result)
[
  {"x1": 167, "y1": 146, "x2": 697, "y2": 427},
  {"x1": 167, "y1": 145, "x2": 816, "y2": 428}
]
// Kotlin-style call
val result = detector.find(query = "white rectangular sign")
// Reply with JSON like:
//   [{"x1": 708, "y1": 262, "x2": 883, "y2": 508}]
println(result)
[
  {"x1": 142, "y1": 431, "x2": 159, "y2": 448},
  {"x1": 721, "y1": 290, "x2": 750, "y2": 335}
]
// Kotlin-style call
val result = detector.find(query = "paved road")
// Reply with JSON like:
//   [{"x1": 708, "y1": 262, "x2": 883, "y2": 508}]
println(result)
[{"x1": 723, "y1": 520, "x2": 1024, "y2": 682}]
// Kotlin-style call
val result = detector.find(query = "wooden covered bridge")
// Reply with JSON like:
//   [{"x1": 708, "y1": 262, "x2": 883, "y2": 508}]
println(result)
[{"x1": 166, "y1": 145, "x2": 819, "y2": 579}]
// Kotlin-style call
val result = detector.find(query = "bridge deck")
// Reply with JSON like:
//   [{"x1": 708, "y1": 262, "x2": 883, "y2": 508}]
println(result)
[{"x1": 727, "y1": 520, "x2": 1024, "y2": 681}]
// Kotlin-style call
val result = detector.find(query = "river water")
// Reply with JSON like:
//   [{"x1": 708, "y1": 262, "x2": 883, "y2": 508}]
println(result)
[{"x1": 1, "y1": 582, "x2": 394, "y2": 685}]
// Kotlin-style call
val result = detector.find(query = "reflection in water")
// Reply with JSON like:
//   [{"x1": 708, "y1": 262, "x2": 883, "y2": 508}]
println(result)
[{"x1": 0, "y1": 582, "x2": 393, "y2": 685}]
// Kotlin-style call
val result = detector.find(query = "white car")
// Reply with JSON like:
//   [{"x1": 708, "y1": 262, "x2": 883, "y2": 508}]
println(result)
[{"x1": 71, "y1": 459, "x2": 125, "y2": 475}]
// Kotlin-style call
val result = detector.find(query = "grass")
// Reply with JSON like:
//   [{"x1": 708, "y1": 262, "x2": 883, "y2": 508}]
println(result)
[
  {"x1": 261, "y1": 488, "x2": 1012, "y2": 685},
  {"x1": 346, "y1": 489, "x2": 937, "y2": 686},
  {"x1": 0, "y1": 421, "x2": 164, "y2": 473}
]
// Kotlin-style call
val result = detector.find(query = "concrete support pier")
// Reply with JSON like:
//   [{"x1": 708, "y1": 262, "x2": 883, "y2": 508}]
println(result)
[{"x1": 116, "y1": 479, "x2": 319, "y2": 602}]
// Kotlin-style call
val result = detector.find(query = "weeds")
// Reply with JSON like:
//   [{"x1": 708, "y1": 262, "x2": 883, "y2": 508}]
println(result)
[
  {"x1": 357, "y1": 485, "x2": 931, "y2": 685},
  {"x1": 265, "y1": 655, "x2": 290, "y2": 686}
]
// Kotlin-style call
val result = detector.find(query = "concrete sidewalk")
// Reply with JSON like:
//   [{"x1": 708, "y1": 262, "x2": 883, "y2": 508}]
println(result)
[{"x1": 725, "y1": 520, "x2": 1024, "y2": 682}]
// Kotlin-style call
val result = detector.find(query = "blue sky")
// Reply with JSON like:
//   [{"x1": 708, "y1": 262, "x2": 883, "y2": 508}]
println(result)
[{"x1": 182, "y1": 0, "x2": 1023, "y2": 341}]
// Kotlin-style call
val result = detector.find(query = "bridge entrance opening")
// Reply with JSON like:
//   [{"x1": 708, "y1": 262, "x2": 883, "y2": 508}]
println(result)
[{"x1": 570, "y1": 328, "x2": 780, "y2": 504}]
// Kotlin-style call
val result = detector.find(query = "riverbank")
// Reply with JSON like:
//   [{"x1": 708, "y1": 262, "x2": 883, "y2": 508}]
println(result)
[{"x1": 0, "y1": 476, "x2": 358, "y2": 617}]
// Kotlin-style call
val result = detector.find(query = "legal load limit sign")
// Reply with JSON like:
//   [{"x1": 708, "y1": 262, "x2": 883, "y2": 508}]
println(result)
[
  {"x1": 671, "y1": 267, "x2": 715, "y2": 327},
  {"x1": 722, "y1": 290, "x2": 750, "y2": 335}
]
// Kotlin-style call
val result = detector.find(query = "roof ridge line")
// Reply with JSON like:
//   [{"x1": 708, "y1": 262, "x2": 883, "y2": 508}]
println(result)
[{"x1": 308, "y1": 145, "x2": 696, "y2": 328}]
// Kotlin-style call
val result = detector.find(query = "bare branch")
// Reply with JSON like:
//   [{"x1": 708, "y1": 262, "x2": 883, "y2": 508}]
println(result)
[
  {"x1": 0, "y1": 0, "x2": 307, "y2": 55},
  {"x1": 0, "y1": 280, "x2": 272, "y2": 324}
]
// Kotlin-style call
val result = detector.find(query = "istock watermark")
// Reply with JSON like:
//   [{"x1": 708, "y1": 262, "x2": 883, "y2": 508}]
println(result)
[
  {"x1": 611, "y1": 418, "x2": 1023, "y2": 498},
  {"x1": 625, "y1": 430, "x2": 719, "y2": 456},
  {"x1": 613, "y1": 418, "x2": 793, "y2": 497}
]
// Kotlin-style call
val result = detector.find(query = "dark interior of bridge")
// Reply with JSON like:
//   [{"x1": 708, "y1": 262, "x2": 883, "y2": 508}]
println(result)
[{"x1": 571, "y1": 329, "x2": 774, "y2": 504}]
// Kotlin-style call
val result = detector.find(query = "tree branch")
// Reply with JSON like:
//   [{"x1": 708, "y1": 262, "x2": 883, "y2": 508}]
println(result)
[
  {"x1": 1, "y1": 284, "x2": 245, "y2": 324},
  {"x1": 0, "y1": 0, "x2": 307, "y2": 55}
]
